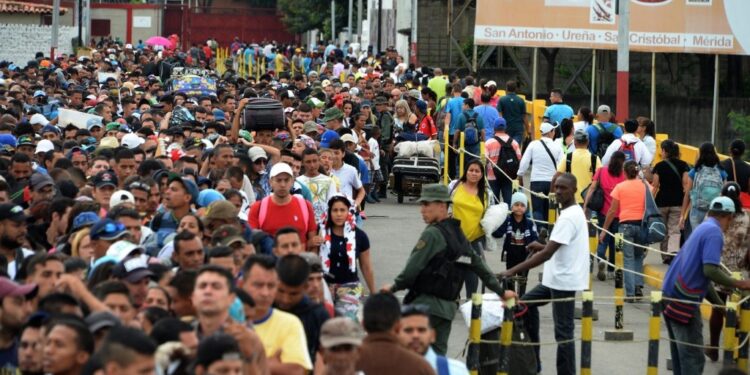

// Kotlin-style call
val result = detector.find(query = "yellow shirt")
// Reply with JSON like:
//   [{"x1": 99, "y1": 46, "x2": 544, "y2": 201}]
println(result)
[
  {"x1": 556, "y1": 148, "x2": 601, "y2": 204},
  {"x1": 452, "y1": 183, "x2": 485, "y2": 241},
  {"x1": 254, "y1": 308, "x2": 312, "y2": 370},
  {"x1": 274, "y1": 54, "x2": 285, "y2": 73}
]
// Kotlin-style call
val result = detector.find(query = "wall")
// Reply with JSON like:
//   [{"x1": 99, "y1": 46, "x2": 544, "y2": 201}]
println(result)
[
  {"x1": 0, "y1": 12, "x2": 74, "y2": 26},
  {"x1": 417, "y1": 0, "x2": 474, "y2": 67},
  {"x1": 90, "y1": 4, "x2": 161, "y2": 44},
  {"x1": 0, "y1": 23, "x2": 76, "y2": 64}
]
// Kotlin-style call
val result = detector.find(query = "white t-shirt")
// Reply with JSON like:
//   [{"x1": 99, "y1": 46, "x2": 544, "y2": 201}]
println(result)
[
  {"x1": 543, "y1": 204, "x2": 590, "y2": 291},
  {"x1": 331, "y1": 164, "x2": 362, "y2": 200},
  {"x1": 368, "y1": 138, "x2": 381, "y2": 171}
]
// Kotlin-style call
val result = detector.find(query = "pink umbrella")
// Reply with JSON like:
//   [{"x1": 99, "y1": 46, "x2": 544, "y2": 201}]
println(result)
[{"x1": 145, "y1": 36, "x2": 173, "y2": 49}]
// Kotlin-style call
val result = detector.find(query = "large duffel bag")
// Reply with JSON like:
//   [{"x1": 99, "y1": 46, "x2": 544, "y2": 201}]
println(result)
[
  {"x1": 391, "y1": 156, "x2": 440, "y2": 179},
  {"x1": 241, "y1": 98, "x2": 285, "y2": 131}
]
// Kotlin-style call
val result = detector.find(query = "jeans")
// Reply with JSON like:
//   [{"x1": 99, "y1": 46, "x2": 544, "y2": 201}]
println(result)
[
  {"x1": 463, "y1": 237, "x2": 484, "y2": 298},
  {"x1": 508, "y1": 129, "x2": 524, "y2": 146},
  {"x1": 620, "y1": 222, "x2": 645, "y2": 296},
  {"x1": 664, "y1": 306, "x2": 705, "y2": 375},
  {"x1": 659, "y1": 206, "x2": 682, "y2": 255},
  {"x1": 596, "y1": 217, "x2": 619, "y2": 272},
  {"x1": 530, "y1": 181, "x2": 551, "y2": 229},
  {"x1": 522, "y1": 284, "x2": 576, "y2": 375},
  {"x1": 488, "y1": 177, "x2": 513, "y2": 205},
  {"x1": 688, "y1": 207, "x2": 707, "y2": 237}
]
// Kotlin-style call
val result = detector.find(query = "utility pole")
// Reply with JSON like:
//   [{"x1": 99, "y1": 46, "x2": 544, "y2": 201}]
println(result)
[
  {"x1": 376, "y1": 0, "x2": 382, "y2": 55},
  {"x1": 331, "y1": 0, "x2": 336, "y2": 44},
  {"x1": 410, "y1": 0, "x2": 417, "y2": 64},
  {"x1": 348, "y1": 0, "x2": 353, "y2": 44},
  {"x1": 51, "y1": 0, "x2": 60, "y2": 59},
  {"x1": 76, "y1": 0, "x2": 82, "y2": 48},
  {"x1": 357, "y1": 0, "x2": 362, "y2": 43},
  {"x1": 616, "y1": 0, "x2": 630, "y2": 121}
]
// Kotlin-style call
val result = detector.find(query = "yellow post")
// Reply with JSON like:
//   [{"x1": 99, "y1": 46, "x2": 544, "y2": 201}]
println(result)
[
  {"x1": 724, "y1": 301, "x2": 738, "y2": 366},
  {"x1": 614, "y1": 233, "x2": 625, "y2": 329},
  {"x1": 580, "y1": 291, "x2": 593, "y2": 375},
  {"x1": 467, "y1": 293, "x2": 482, "y2": 375},
  {"x1": 589, "y1": 216, "x2": 598, "y2": 290},
  {"x1": 256, "y1": 56, "x2": 261, "y2": 81},
  {"x1": 646, "y1": 291, "x2": 662, "y2": 375},
  {"x1": 739, "y1": 297, "x2": 750, "y2": 370},
  {"x1": 459, "y1": 132, "x2": 465, "y2": 179},
  {"x1": 498, "y1": 297, "x2": 515, "y2": 375},
  {"x1": 480, "y1": 140, "x2": 486, "y2": 164},
  {"x1": 443, "y1": 123, "x2": 450, "y2": 185},
  {"x1": 547, "y1": 192, "x2": 557, "y2": 226}
]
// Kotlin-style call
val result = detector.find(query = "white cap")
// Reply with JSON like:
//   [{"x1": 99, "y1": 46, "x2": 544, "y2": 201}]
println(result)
[
  {"x1": 597, "y1": 105, "x2": 611, "y2": 114},
  {"x1": 34, "y1": 139, "x2": 54, "y2": 154},
  {"x1": 340, "y1": 133, "x2": 357, "y2": 144},
  {"x1": 105, "y1": 240, "x2": 144, "y2": 263},
  {"x1": 247, "y1": 146, "x2": 268, "y2": 162},
  {"x1": 540, "y1": 121, "x2": 558, "y2": 135},
  {"x1": 125, "y1": 43, "x2": 133, "y2": 49},
  {"x1": 484, "y1": 80, "x2": 497, "y2": 88},
  {"x1": 110, "y1": 190, "x2": 135, "y2": 209},
  {"x1": 269, "y1": 162, "x2": 293, "y2": 178},
  {"x1": 121, "y1": 133, "x2": 145, "y2": 149},
  {"x1": 29, "y1": 113, "x2": 49, "y2": 126}
]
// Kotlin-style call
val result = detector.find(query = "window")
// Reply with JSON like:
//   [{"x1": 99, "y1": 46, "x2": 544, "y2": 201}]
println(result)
[{"x1": 91, "y1": 19, "x2": 111, "y2": 36}]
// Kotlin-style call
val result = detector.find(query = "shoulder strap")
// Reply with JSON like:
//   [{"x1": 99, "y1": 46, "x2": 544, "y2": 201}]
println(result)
[
  {"x1": 590, "y1": 153, "x2": 598, "y2": 175},
  {"x1": 539, "y1": 140, "x2": 557, "y2": 169},
  {"x1": 593, "y1": 123, "x2": 605, "y2": 133},
  {"x1": 259, "y1": 196, "x2": 270, "y2": 228},
  {"x1": 565, "y1": 152, "x2": 573, "y2": 173},
  {"x1": 436, "y1": 355, "x2": 450, "y2": 375},
  {"x1": 15, "y1": 248, "x2": 24, "y2": 277},
  {"x1": 294, "y1": 195, "x2": 310, "y2": 233},
  {"x1": 730, "y1": 158, "x2": 738, "y2": 183},
  {"x1": 664, "y1": 159, "x2": 682, "y2": 180}
]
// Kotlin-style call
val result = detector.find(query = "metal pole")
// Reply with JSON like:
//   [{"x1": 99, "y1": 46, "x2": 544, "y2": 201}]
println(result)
[
  {"x1": 410, "y1": 0, "x2": 417, "y2": 65},
  {"x1": 357, "y1": 0, "x2": 362, "y2": 42},
  {"x1": 51, "y1": 0, "x2": 60, "y2": 59},
  {"x1": 581, "y1": 292, "x2": 593, "y2": 375},
  {"x1": 347, "y1": 0, "x2": 353, "y2": 44},
  {"x1": 616, "y1": 0, "x2": 630, "y2": 121},
  {"x1": 472, "y1": 44, "x2": 477, "y2": 74},
  {"x1": 467, "y1": 294, "x2": 482, "y2": 374},
  {"x1": 376, "y1": 0, "x2": 383, "y2": 55},
  {"x1": 590, "y1": 49, "x2": 596, "y2": 110},
  {"x1": 531, "y1": 47, "x2": 538, "y2": 138},
  {"x1": 650, "y1": 52, "x2": 656, "y2": 124},
  {"x1": 76, "y1": 0, "x2": 82, "y2": 49},
  {"x1": 711, "y1": 54, "x2": 719, "y2": 144},
  {"x1": 331, "y1": 0, "x2": 336, "y2": 44},
  {"x1": 646, "y1": 291, "x2": 662, "y2": 375}
]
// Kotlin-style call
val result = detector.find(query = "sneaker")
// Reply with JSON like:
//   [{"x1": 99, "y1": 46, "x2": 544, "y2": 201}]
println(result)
[
  {"x1": 635, "y1": 286, "x2": 644, "y2": 299},
  {"x1": 597, "y1": 261, "x2": 606, "y2": 281}
]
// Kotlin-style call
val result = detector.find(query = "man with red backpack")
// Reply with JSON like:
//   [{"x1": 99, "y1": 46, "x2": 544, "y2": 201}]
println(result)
[
  {"x1": 601, "y1": 119, "x2": 653, "y2": 168},
  {"x1": 486, "y1": 117, "x2": 521, "y2": 205}
]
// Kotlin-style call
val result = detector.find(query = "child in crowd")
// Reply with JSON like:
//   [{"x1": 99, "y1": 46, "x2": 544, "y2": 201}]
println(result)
[{"x1": 493, "y1": 192, "x2": 542, "y2": 296}]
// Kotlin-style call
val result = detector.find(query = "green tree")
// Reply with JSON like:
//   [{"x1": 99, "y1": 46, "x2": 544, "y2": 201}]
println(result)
[{"x1": 278, "y1": 0, "x2": 359, "y2": 39}]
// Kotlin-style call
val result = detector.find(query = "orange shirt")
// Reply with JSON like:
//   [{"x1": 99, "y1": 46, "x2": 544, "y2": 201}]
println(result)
[{"x1": 610, "y1": 179, "x2": 653, "y2": 222}]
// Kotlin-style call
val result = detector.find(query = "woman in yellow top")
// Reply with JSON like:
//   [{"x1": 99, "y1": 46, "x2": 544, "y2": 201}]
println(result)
[{"x1": 449, "y1": 159, "x2": 488, "y2": 298}]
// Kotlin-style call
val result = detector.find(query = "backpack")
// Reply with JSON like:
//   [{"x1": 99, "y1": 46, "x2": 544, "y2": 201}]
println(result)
[
  {"x1": 495, "y1": 136, "x2": 519, "y2": 180},
  {"x1": 619, "y1": 140, "x2": 637, "y2": 162},
  {"x1": 403, "y1": 219, "x2": 470, "y2": 304},
  {"x1": 593, "y1": 123, "x2": 617, "y2": 158},
  {"x1": 690, "y1": 166, "x2": 724, "y2": 211},
  {"x1": 463, "y1": 112, "x2": 480, "y2": 146}
]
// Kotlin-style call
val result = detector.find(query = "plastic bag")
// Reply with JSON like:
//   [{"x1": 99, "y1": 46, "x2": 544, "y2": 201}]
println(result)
[
  {"x1": 480, "y1": 202, "x2": 509, "y2": 252},
  {"x1": 459, "y1": 293, "x2": 505, "y2": 334}
]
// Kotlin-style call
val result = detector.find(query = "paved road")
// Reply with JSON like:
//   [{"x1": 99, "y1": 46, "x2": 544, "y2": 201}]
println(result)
[{"x1": 363, "y1": 197, "x2": 727, "y2": 374}]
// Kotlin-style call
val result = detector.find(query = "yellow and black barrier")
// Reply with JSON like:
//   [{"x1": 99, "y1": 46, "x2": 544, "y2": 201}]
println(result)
[
  {"x1": 647, "y1": 291, "x2": 661, "y2": 375},
  {"x1": 725, "y1": 301, "x2": 738, "y2": 366},
  {"x1": 497, "y1": 297, "x2": 515, "y2": 375},
  {"x1": 580, "y1": 291, "x2": 593, "y2": 375},
  {"x1": 740, "y1": 298, "x2": 750, "y2": 369},
  {"x1": 467, "y1": 293, "x2": 482, "y2": 375},
  {"x1": 547, "y1": 192, "x2": 557, "y2": 227}
]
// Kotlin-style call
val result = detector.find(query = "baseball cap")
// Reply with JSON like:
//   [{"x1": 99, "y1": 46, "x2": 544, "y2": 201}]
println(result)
[
  {"x1": 407, "y1": 89, "x2": 421, "y2": 100},
  {"x1": 0, "y1": 203, "x2": 27, "y2": 222},
  {"x1": 112, "y1": 255, "x2": 153, "y2": 283},
  {"x1": 168, "y1": 173, "x2": 199, "y2": 204},
  {"x1": 98, "y1": 136, "x2": 119, "y2": 149},
  {"x1": 307, "y1": 97, "x2": 325, "y2": 109},
  {"x1": 269, "y1": 163, "x2": 293, "y2": 178},
  {"x1": 494, "y1": 117, "x2": 507, "y2": 130},
  {"x1": 211, "y1": 225, "x2": 247, "y2": 247},
  {"x1": 340, "y1": 133, "x2": 357, "y2": 144},
  {"x1": 105, "y1": 240, "x2": 144, "y2": 263},
  {"x1": 204, "y1": 200, "x2": 239, "y2": 221},
  {"x1": 361, "y1": 100, "x2": 372, "y2": 108},
  {"x1": 17, "y1": 136, "x2": 34, "y2": 146},
  {"x1": 540, "y1": 121, "x2": 558, "y2": 135},
  {"x1": 86, "y1": 118, "x2": 102, "y2": 130},
  {"x1": 708, "y1": 196, "x2": 736, "y2": 214},
  {"x1": 597, "y1": 105, "x2": 611, "y2": 114},
  {"x1": 29, "y1": 173, "x2": 54, "y2": 192},
  {"x1": 573, "y1": 129, "x2": 589, "y2": 142},
  {"x1": 0, "y1": 134, "x2": 16, "y2": 149},
  {"x1": 197, "y1": 189, "x2": 224, "y2": 208},
  {"x1": 85, "y1": 311, "x2": 121, "y2": 334},
  {"x1": 247, "y1": 146, "x2": 268, "y2": 162},
  {"x1": 303, "y1": 121, "x2": 319, "y2": 134},
  {"x1": 483, "y1": 80, "x2": 498, "y2": 88},
  {"x1": 34, "y1": 139, "x2": 54, "y2": 154},
  {"x1": 213, "y1": 109, "x2": 226, "y2": 121},
  {"x1": 323, "y1": 107, "x2": 344, "y2": 122},
  {"x1": 89, "y1": 219, "x2": 128, "y2": 241},
  {"x1": 319, "y1": 130, "x2": 340, "y2": 149},
  {"x1": 319, "y1": 317, "x2": 365, "y2": 349},
  {"x1": 121, "y1": 133, "x2": 145, "y2": 149},
  {"x1": 72, "y1": 211, "x2": 99, "y2": 231},
  {"x1": 110, "y1": 190, "x2": 135, "y2": 208},
  {"x1": 33, "y1": 90, "x2": 46, "y2": 98},
  {"x1": 415, "y1": 100, "x2": 427, "y2": 113},
  {"x1": 29, "y1": 113, "x2": 49, "y2": 126},
  {"x1": 0, "y1": 277, "x2": 37, "y2": 299},
  {"x1": 41, "y1": 125, "x2": 59, "y2": 135},
  {"x1": 93, "y1": 170, "x2": 118, "y2": 189}
]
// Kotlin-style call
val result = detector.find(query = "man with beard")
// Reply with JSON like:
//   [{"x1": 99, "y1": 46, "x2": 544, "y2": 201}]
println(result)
[
  {"x1": 0, "y1": 278, "x2": 38, "y2": 372},
  {"x1": 8, "y1": 154, "x2": 32, "y2": 206},
  {"x1": 17, "y1": 315, "x2": 44, "y2": 375},
  {"x1": 398, "y1": 305, "x2": 469, "y2": 375},
  {"x1": 0, "y1": 204, "x2": 33, "y2": 280}
]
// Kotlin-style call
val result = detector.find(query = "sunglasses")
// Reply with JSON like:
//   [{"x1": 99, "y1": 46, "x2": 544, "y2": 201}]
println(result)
[{"x1": 103, "y1": 222, "x2": 126, "y2": 234}]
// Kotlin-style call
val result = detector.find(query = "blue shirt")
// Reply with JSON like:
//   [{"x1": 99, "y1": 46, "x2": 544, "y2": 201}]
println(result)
[
  {"x1": 424, "y1": 347, "x2": 469, "y2": 375},
  {"x1": 543, "y1": 103, "x2": 574, "y2": 125},
  {"x1": 586, "y1": 122, "x2": 623, "y2": 154},
  {"x1": 662, "y1": 217, "x2": 723, "y2": 300},
  {"x1": 473, "y1": 104, "x2": 501, "y2": 141},
  {"x1": 444, "y1": 97, "x2": 465, "y2": 135},
  {"x1": 688, "y1": 167, "x2": 728, "y2": 181}
]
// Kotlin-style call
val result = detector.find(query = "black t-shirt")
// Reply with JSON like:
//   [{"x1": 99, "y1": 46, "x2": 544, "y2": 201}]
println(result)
[
  {"x1": 653, "y1": 158, "x2": 690, "y2": 207},
  {"x1": 325, "y1": 227, "x2": 370, "y2": 284},
  {"x1": 721, "y1": 157, "x2": 750, "y2": 192}
]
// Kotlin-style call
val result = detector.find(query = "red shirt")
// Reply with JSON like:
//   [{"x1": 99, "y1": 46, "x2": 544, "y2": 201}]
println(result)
[
  {"x1": 249, "y1": 196, "x2": 317, "y2": 247},
  {"x1": 417, "y1": 115, "x2": 437, "y2": 138}
]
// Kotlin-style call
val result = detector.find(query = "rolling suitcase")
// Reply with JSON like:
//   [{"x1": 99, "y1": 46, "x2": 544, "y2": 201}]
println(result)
[
  {"x1": 391, "y1": 156, "x2": 441, "y2": 203},
  {"x1": 241, "y1": 98, "x2": 285, "y2": 131}
]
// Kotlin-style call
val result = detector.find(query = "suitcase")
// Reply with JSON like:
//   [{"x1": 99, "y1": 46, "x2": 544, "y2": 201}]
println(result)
[
  {"x1": 391, "y1": 156, "x2": 441, "y2": 203},
  {"x1": 241, "y1": 98, "x2": 285, "y2": 131}
]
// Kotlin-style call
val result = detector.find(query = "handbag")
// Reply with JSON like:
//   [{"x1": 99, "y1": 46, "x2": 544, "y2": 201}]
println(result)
[
  {"x1": 582, "y1": 170, "x2": 605, "y2": 212},
  {"x1": 640, "y1": 179, "x2": 666, "y2": 244},
  {"x1": 729, "y1": 158, "x2": 750, "y2": 209}
]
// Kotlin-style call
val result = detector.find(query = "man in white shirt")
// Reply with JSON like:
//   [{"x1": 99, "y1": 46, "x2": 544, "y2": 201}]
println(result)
[
  {"x1": 601, "y1": 119, "x2": 653, "y2": 168},
  {"x1": 516, "y1": 121, "x2": 564, "y2": 228},
  {"x1": 399, "y1": 305, "x2": 470, "y2": 375},
  {"x1": 501, "y1": 173, "x2": 589, "y2": 375},
  {"x1": 328, "y1": 139, "x2": 365, "y2": 209}
]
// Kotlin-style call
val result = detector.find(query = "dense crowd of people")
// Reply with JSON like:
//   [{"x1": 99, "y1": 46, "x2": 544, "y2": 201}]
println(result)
[{"x1": 0, "y1": 34, "x2": 749, "y2": 375}]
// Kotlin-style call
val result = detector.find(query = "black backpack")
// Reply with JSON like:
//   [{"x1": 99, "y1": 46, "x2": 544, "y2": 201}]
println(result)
[
  {"x1": 495, "y1": 136, "x2": 520, "y2": 180},
  {"x1": 404, "y1": 219, "x2": 470, "y2": 304},
  {"x1": 593, "y1": 123, "x2": 617, "y2": 158}
]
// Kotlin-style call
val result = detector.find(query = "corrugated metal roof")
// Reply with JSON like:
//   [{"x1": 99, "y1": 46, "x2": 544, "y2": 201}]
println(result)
[{"x1": 0, "y1": 0, "x2": 67, "y2": 14}]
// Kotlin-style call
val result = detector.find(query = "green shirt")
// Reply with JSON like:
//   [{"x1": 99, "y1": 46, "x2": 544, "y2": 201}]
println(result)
[
  {"x1": 392, "y1": 224, "x2": 505, "y2": 320},
  {"x1": 498, "y1": 92, "x2": 526, "y2": 134}
]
